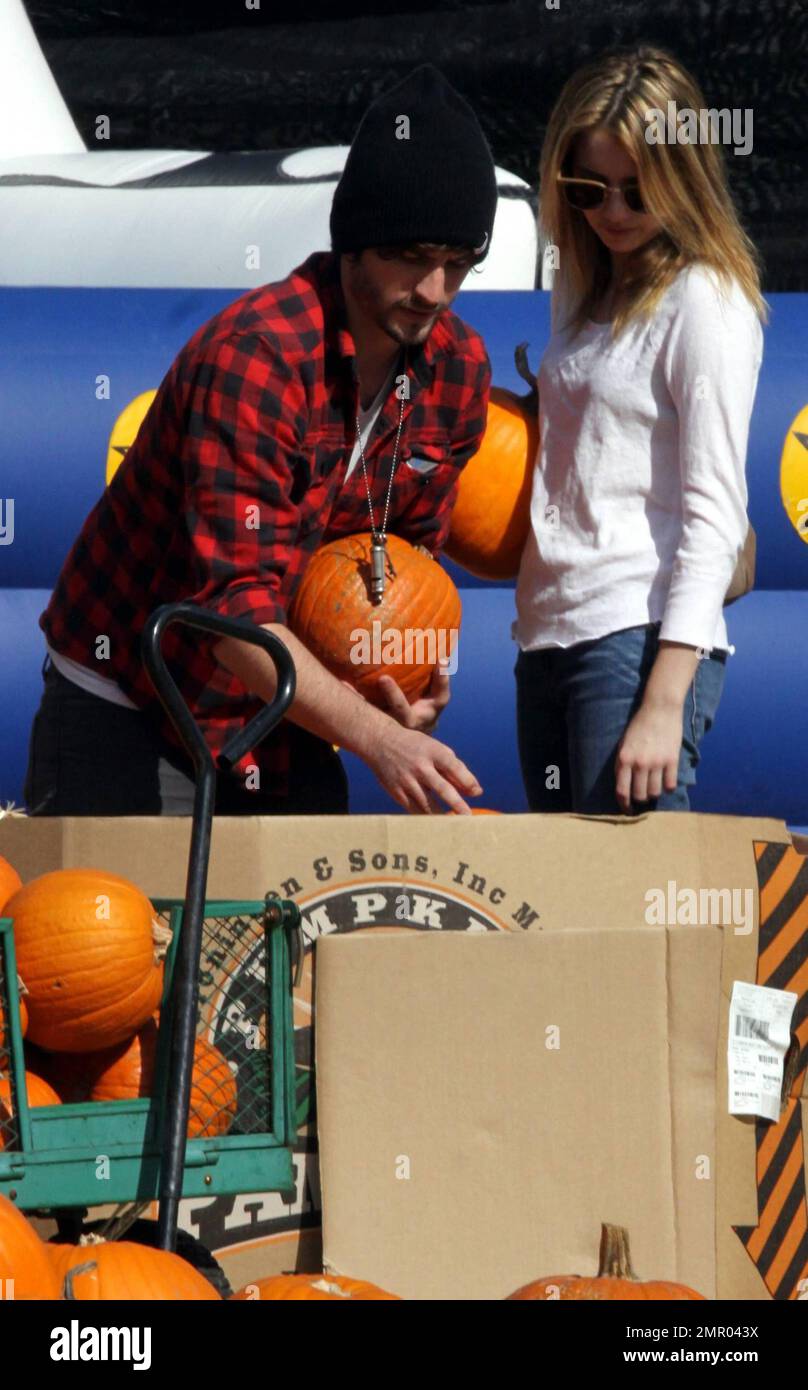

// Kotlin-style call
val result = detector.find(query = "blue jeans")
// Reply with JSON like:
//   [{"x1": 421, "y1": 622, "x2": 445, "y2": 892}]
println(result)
[{"x1": 515, "y1": 622, "x2": 727, "y2": 814}]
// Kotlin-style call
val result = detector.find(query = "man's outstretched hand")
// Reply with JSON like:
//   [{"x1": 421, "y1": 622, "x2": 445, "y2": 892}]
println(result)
[
  {"x1": 338, "y1": 667, "x2": 479, "y2": 812},
  {"x1": 219, "y1": 617, "x2": 477, "y2": 813}
]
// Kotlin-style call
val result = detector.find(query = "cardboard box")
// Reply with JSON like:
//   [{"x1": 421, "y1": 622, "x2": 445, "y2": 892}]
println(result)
[
  {"x1": 310, "y1": 813, "x2": 808, "y2": 1300},
  {"x1": 1, "y1": 810, "x2": 805, "y2": 1298}
]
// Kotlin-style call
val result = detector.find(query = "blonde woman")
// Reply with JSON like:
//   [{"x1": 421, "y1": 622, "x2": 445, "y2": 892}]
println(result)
[{"x1": 513, "y1": 45, "x2": 767, "y2": 814}]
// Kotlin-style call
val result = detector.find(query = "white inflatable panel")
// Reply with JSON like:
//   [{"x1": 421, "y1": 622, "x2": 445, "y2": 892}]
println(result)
[
  {"x1": 0, "y1": 0, "x2": 85, "y2": 157},
  {"x1": 280, "y1": 147, "x2": 533, "y2": 187},
  {"x1": 279, "y1": 147, "x2": 352, "y2": 178},
  {"x1": 0, "y1": 151, "x2": 537, "y2": 289},
  {"x1": 0, "y1": 150, "x2": 210, "y2": 185}
]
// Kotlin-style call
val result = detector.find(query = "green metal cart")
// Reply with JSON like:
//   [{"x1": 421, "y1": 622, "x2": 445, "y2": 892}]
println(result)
[{"x1": 0, "y1": 602, "x2": 304, "y2": 1292}]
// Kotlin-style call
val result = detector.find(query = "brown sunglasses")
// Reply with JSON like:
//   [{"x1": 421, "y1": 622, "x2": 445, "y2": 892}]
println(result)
[{"x1": 557, "y1": 174, "x2": 646, "y2": 215}]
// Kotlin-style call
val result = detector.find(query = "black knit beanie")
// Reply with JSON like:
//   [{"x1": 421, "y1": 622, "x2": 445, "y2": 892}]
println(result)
[{"x1": 330, "y1": 64, "x2": 497, "y2": 260}]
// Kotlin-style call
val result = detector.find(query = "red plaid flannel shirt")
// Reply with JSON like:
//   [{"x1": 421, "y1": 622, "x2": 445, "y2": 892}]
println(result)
[{"x1": 40, "y1": 250, "x2": 491, "y2": 797}]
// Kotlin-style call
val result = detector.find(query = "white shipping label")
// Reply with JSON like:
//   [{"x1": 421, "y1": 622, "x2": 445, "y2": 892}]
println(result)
[{"x1": 728, "y1": 981, "x2": 797, "y2": 1122}]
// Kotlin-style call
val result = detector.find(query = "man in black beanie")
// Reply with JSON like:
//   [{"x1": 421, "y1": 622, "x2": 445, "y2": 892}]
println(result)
[
  {"x1": 30, "y1": 65, "x2": 497, "y2": 818},
  {"x1": 330, "y1": 64, "x2": 497, "y2": 409}
]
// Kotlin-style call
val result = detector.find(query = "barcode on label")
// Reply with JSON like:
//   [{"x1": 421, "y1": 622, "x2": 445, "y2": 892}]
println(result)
[{"x1": 734, "y1": 1015, "x2": 771, "y2": 1041}]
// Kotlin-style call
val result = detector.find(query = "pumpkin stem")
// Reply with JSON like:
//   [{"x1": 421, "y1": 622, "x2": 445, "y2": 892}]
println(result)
[
  {"x1": 514, "y1": 342, "x2": 538, "y2": 402},
  {"x1": 598, "y1": 1223, "x2": 638, "y2": 1280},
  {"x1": 63, "y1": 1259, "x2": 98, "y2": 1299}
]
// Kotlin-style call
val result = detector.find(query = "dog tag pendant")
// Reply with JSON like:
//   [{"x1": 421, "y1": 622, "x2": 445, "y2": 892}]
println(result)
[{"x1": 370, "y1": 534, "x2": 386, "y2": 604}]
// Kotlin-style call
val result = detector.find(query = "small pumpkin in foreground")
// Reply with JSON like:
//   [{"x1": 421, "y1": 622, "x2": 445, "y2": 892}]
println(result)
[
  {"x1": 289, "y1": 532, "x2": 461, "y2": 707},
  {"x1": 231, "y1": 1273, "x2": 401, "y2": 1300},
  {"x1": 507, "y1": 1223, "x2": 707, "y2": 1300},
  {"x1": 0, "y1": 1193, "x2": 61, "y2": 1299},
  {"x1": 6, "y1": 868, "x2": 169, "y2": 1052},
  {"x1": 48, "y1": 1236, "x2": 221, "y2": 1301}
]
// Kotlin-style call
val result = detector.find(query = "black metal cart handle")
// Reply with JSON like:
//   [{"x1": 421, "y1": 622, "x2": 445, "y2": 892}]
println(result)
[
  {"x1": 141, "y1": 600, "x2": 296, "y2": 771},
  {"x1": 139, "y1": 601, "x2": 297, "y2": 1254}
]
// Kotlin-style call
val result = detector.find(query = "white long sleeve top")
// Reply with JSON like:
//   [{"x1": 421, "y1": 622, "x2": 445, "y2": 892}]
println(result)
[{"x1": 513, "y1": 263, "x2": 764, "y2": 654}]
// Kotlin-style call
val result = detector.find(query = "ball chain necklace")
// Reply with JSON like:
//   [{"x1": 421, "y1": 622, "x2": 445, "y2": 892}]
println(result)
[{"x1": 354, "y1": 345, "x2": 408, "y2": 604}]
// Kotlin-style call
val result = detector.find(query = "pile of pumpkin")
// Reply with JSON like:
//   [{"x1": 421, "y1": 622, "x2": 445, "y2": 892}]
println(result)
[
  {"x1": 0, "y1": 1196, "x2": 401, "y2": 1299},
  {"x1": 1, "y1": 858, "x2": 708, "y2": 1300},
  {"x1": 0, "y1": 1197, "x2": 707, "y2": 1299},
  {"x1": 0, "y1": 857, "x2": 235, "y2": 1142}
]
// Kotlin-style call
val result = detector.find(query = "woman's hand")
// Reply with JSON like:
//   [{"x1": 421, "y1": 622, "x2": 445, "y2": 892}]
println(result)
[
  {"x1": 614, "y1": 697, "x2": 683, "y2": 812},
  {"x1": 614, "y1": 640, "x2": 700, "y2": 811}
]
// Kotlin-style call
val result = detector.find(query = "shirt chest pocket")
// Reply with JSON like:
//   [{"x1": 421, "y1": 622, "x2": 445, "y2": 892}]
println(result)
[
  {"x1": 388, "y1": 436, "x2": 458, "y2": 527},
  {"x1": 398, "y1": 435, "x2": 452, "y2": 480}
]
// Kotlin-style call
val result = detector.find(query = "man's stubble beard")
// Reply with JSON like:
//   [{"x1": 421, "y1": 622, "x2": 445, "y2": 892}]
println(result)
[{"x1": 349, "y1": 263, "x2": 438, "y2": 351}]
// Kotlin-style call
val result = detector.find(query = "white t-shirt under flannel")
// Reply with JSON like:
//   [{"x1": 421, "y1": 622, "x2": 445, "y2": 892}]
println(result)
[{"x1": 513, "y1": 263, "x2": 764, "y2": 654}]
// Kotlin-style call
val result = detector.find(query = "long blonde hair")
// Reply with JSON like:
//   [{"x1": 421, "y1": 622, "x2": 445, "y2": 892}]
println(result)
[{"x1": 539, "y1": 45, "x2": 768, "y2": 338}]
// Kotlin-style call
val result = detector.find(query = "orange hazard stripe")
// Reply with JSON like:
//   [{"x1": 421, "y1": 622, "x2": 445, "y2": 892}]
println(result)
[
  {"x1": 782, "y1": 953, "x2": 808, "y2": 1005},
  {"x1": 758, "y1": 844, "x2": 803, "y2": 919},
  {"x1": 734, "y1": 842, "x2": 808, "y2": 1300},
  {"x1": 758, "y1": 847, "x2": 808, "y2": 978},
  {"x1": 757, "y1": 1108, "x2": 789, "y2": 1171},
  {"x1": 745, "y1": 1117, "x2": 804, "y2": 1260},
  {"x1": 764, "y1": 1202, "x2": 808, "y2": 1295}
]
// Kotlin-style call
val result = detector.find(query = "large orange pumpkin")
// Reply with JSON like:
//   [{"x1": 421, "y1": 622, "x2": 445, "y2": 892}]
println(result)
[
  {"x1": 5, "y1": 869, "x2": 169, "y2": 1051},
  {"x1": 0, "y1": 855, "x2": 23, "y2": 913},
  {"x1": 444, "y1": 346, "x2": 539, "y2": 581},
  {"x1": 48, "y1": 1237, "x2": 221, "y2": 1300},
  {"x1": 89, "y1": 1023, "x2": 237, "y2": 1138},
  {"x1": 0, "y1": 1193, "x2": 61, "y2": 1299},
  {"x1": 231, "y1": 1273, "x2": 400, "y2": 1300},
  {"x1": 506, "y1": 1223, "x2": 707, "y2": 1300},
  {"x1": 289, "y1": 532, "x2": 461, "y2": 706}
]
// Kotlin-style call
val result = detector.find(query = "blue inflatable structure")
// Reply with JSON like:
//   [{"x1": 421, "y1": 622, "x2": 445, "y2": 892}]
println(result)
[{"x1": 1, "y1": 284, "x2": 806, "y2": 829}]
